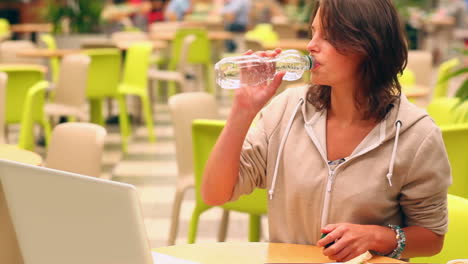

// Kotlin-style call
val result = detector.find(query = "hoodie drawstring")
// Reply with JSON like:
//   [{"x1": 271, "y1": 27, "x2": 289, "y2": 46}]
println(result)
[
  {"x1": 386, "y1": 120, "x2": 402, "y2": 187},
  {"x1": 269, "y1": 99, "x2": 304, "y2": 200}
]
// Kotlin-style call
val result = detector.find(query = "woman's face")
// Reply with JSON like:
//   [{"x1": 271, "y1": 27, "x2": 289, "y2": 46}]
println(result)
[{"x1": 307, "y1": 8, "x2": 363, "y2": 88}]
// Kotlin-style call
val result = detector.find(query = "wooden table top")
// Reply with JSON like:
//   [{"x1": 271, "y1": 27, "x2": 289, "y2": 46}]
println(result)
[
  {"x1": 263, "y1": 39, "x2": 311, "y2": 51},
  {"x1": 153, "y1": 242, "x2": 403, "y2": 264},
  {"x1": 403, "y1": 84, "x2": 430, "y2": 98},
  {"x1": 16, "y1": 49, "x2": 81, "y2": 58},
  {"x1": 0, "y1": 63, "x2": 47, "y2": 73},
  {"x1": 150, "y1": 31, "x2": 233, "y2": 41},
  {"x1": 10, "y1": 23, "x2": 52, "y2": 33},
  {"x1": 115, "y1": 40, "x2": 168, "y2": 50},
  {"x1": 0, "y1": 144, "x2": 42, "y2": 166}
]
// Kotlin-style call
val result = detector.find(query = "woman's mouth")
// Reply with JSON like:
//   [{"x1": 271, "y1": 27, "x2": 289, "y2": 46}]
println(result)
[{"x1": 312, "y1": 62, "x2": 321, "y2": 70}]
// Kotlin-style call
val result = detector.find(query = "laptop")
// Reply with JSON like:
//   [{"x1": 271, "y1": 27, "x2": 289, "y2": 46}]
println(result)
[{"x1": 0, "y1": 159, "x2": 154, "y2": 264}]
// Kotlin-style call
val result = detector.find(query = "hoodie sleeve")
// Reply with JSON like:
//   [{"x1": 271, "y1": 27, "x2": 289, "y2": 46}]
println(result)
[
  {"x1": 400, "y1": 126, "x2": 452, "y2": 235},
  {"x1": 229, "y1": 87, "x2": 299, "y2": 201},
  {"x1": 229, "y1": 112, "x2": 269, "y2": 201}
]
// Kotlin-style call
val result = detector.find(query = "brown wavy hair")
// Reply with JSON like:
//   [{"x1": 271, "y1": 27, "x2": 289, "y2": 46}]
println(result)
[{"x1": 306, "y1": 0, "x2": 408, "y2": 121}]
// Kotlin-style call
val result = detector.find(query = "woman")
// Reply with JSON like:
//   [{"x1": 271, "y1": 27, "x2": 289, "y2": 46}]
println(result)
[{"x1": 202, "y1": 0, "x2": 451, "y2": 261}]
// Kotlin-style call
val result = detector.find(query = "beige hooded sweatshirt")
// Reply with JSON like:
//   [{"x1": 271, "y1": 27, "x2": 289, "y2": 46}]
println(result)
[{"x1": 231, "y1": 86, "x2": 451, "y2": 245}]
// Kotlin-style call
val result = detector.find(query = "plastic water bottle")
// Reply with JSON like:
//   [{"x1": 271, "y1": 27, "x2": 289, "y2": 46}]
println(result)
[{"x1": 215, "y1": 49, "x2": 314, "y2": 89}]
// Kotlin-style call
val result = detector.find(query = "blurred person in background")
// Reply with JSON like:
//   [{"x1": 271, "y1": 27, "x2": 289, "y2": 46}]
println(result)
[
  {"x1": 221, "y1": 0, "x2": 251, "y2": 52},
  {"x1": 165, "y1": 0, "x2": 193, "y2": 21},
  {"x1": 101, "y1": 0, "x2": 135, "y2": 33},
  {"x1": 250, "y1": 0, "x2": 287, "y2": 25},
  {"x1": 147, "y1": 0, "x2": 168, "y2": 24}
]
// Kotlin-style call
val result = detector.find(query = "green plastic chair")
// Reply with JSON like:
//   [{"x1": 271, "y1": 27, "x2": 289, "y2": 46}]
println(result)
[
  {"x1": 167, "y1": 28, "x2": 215, "y2": 96},
  {"x1": 426, "y1": 98, "x2": 468, "y2": 199},
  {"x1": 117, "y1": 42, "x2": 155, "y2": 152},
  {"x1": 0, "y1": 18, "x2": 11, "y2": 41},
  {"x1": 190, "y1": 119, "x2": 267, "y2": 243},
  {"x1": 433, "y1": 58, "x2": 460, "y2": 99},
  {"x1": 412, "y1": 194, "x2": 468, "y2": 263},
  {"x1": 398, "y1": 68, "x2": 417, "y2": 103},
  {"x1": 0, "y1": 65, "x2": 51, "y2": 150},
  {"x1": 440, "y1": 123, "x2": 468, "y2": 199},
  {"x1": 245, "y1": 23, "x2": 279, "y2": 47},
  {"x1": 427, "y1": 97, "x2": 468, "y2": 126},
  {"x1": 84, "y1": 48, "x2": 122, "y2": 126},
  {"x1": 40, "y1": 34, "x2": 60, "y2": 83}
]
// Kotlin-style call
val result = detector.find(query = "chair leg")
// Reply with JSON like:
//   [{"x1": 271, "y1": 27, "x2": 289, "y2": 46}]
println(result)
[
  {"x1": 217, "y1": 209, "x2": 230, "y2": 242},
  {"x1": 17, "y1": 120, "x2": 35, "y2": 151},
  {"x1": 187, "y1": 206, "x2": 204, "y2": 244},
  {"x1": 117, "y1": 95, "x2": 131, "y2": 152},
  {"x1": 141, "y1": 95, "x2": 155, "y2": 142},
  {"x1": 204, "y1": 62, "x2": 215, "y2": 95},
  {"x1": 41, "y1": 117, "x2": 52, "y2": 148},
  {"x1": 90, "y1": 99, "x2": 105, "y2": 126},
  {"x1": 248, "y1": 214, "x2": 261, "y2": 242},
  {"x1": 167, "y1": 80, "x2": 177, "y2": 98},
  {"x1": 167, "y1": 187, "x2": 187, "y2": 246}
]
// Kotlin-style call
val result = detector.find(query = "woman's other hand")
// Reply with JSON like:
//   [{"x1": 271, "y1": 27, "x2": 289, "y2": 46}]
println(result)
[
  {"x1": 317, "y1": 223, "x2": 397, "y2": 262},
  {"x1": 233, "y1": 48, "x2": 285, "y2": 119}
]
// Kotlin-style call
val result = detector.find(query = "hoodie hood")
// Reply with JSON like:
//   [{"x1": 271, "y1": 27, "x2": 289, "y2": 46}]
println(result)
[{"x1": 268, "y1": 88, "x2": 432, "y2": 199}]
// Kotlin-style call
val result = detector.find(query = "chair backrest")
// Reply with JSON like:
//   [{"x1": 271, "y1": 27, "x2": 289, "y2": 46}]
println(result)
[
  {"x1": 0, "y1": 18, "x2": 10, "y2": 40},
  {"x1": 0, "y1": 72, "x2": 6, "y2": 144},
  {"x1": 84, "y1": 48, "x2": 122, "y2": 98},
  {"x1": 433, "y1": 58, "x2": 460, "y2": 99},
  {"x1": 45, "y1": 122, "x2": 107, "y2": 177},
  {"x1": 0, "y1": 65, "x2": 46, "y2": 124},
  {"x1": 245, "y1": 23, "x2": 279, "y2": 47},
  {"x1": 40, "y1": 34, "x2": 60, "y2": 83},
  {"x1": 427, "y1": 97, "x2": 468, "y2": 126},
  {"x1": 412, "y1": 194, "x2": 468, "y2": 263},
  {"x1": 407, "y1": 50, "x2": 433, "y2": 87},
  {"x1": 192, "y1": 119, "x2": 268, "y2": 214},
  {"x1": 53, "y1": 54, "x2": 91, "y2": 108},
  {"x1": 441, "y1": 123, "x2": 468, "y2": 199},
  {"x1": 398, "y1": 67, "x2": 416, "y2": 87},
  {"x1": 176, "y1": 34, "x2": 197, "y2": 74},
  {"x1": 0, "y1": 40, "x2": 41, "y2": 64},
  {"x1": 169, "y1": 28, "x2": 211, "y2": 71},
  {"x1": 121, "y1": 42, "x2": 152, "y2": 90},
  {"x1": 168, "y1": 92, "x2": 219, "y2": 177}
]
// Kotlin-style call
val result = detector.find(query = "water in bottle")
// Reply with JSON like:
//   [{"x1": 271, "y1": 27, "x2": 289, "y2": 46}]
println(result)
[{"x1": 215, "y1": 49, "x2": 314, "y2": 89}]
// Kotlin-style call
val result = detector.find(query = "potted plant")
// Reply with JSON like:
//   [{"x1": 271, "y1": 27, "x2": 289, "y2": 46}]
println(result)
[
  {"x1": 443, "y1": 48, "x2": 468, "y2": 104},
  {"x1": 42, "y1": 0, "x2": 106, "y2": 49},
  {"x1": 44, "y1": 0, "x2": 104, "y2": 34}
]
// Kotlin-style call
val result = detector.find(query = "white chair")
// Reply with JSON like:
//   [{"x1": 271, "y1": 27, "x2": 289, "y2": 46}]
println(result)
[
  {"x1": 167, "y1": 92, "x2": 225, "y2": 245},
  {"x1": 0, "y1": 40, "x2": 42, "y2": 64},
  {"x1": 44, "y1": 54, "x2": 91, "y2": 122},
  {"x1": 45, "y1": 122, "x2": 107, "y2": 177},
  {"x1": 0, "y1": 183, "x2": 23, "y2": 264},
  {"x1": 407, "y1": 50, "x2": 433, "y2": 87},
  {"x1": 0, "y1": 72, "x2": 6, "y2": 144},
  {"x1": 148, "y1": 34, "x2": 197, "y2": 93}
]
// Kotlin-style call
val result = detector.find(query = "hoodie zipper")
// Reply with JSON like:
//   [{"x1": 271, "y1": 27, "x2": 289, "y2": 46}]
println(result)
[
  {"x1": 321, "y1": 169, "x2": 335, "y2": 228},
  {"x1": 305, "y1": 119, "x2": 389, "y2": 229}
]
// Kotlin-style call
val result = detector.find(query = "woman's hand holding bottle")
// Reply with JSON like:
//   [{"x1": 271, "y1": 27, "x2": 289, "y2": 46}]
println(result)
[{"x1": 233, "y1": 49, "x2": 286, "y2": 120}]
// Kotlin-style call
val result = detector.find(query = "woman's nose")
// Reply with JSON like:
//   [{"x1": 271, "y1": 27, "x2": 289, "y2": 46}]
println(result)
[{"x1": 307, "y1": 38, "x2": 319, "y2": 54}]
